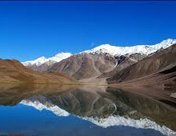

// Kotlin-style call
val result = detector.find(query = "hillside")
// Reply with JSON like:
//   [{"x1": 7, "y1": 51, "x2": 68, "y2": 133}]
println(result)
[
  {"x1": 107, "y1": 44, "x2": 176, "y2": 83},
  {"x1": 48, "y1": 53, "x2": 117, "y2": 80},
  {"x1": 0, "y1": 59, "x2": 75, "y2": 84}
]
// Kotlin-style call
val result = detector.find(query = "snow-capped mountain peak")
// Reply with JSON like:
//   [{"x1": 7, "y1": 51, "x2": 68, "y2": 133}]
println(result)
[
  {"x1": 83, "y1": 38, "x2": 176, "y2": 56},
  {"x1": 49, "y1": 52, "x2": 72, "y2": 62},
  {"x1": 23, "y1": 56, "x2": 47, "y2": 66},
  {"x1": 23, "y1": 52, "x2": 72, "y2": 66},
  {"x1": 150, "y1": 38, "x2": 176, "y2": 49},
  {"x1": 23, "y1": 39, "x2": 176, "y2": 67}
]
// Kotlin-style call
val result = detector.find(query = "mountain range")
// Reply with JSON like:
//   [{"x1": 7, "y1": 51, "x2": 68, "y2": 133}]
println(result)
[
  {"x1": 23, "y1": 39, "x2": 175, "y2": 67},
  {"x1": 0, "y1": 38, "x2": 175, "y2": 89},
  {"x1": 22, "y1": 38, "x2": 176, "y2": 82}
]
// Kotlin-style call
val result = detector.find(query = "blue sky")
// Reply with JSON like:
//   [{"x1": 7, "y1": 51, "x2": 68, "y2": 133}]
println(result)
[{"x1": 0, "y1": 1, "x2": 176, "y2": 61}]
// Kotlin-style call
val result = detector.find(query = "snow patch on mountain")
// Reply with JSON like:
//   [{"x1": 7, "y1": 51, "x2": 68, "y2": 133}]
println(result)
[
  {"x1": 83, "y1": 38, "x2": 176, "y2": 56},
  {"x1": 23, "y1": 52, "x2": 72, "y2": 66}
]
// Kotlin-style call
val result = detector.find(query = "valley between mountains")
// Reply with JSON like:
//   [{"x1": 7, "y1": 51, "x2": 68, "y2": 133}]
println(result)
[{"x1": 0, "y1": 39, "x2": 176, "y2": 107}]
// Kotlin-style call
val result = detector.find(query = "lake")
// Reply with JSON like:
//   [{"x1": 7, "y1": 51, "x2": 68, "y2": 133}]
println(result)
[{"x1": 0, "y1": 84, "x2": 175, "y2": 136}]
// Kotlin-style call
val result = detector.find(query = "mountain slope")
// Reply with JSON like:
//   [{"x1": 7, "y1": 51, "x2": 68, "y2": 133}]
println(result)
[
  {"x1": 0, "y1": 59, "x2": 74, "y2": 84},
  {"x1": 48, "y1": 53, "x2": 117, "y2": 80},
  {"x1": 99, "y1": 53, "x2": 146, "y2": 78},
  {"x1": 107, "y1": 44, "x2": 176, "y2": 84}
]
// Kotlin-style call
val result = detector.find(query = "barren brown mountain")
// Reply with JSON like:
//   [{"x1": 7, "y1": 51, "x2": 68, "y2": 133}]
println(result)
[
  {"x1": 107, "y1": 44, "x2": 176, "y2": 83},
  {"x1": 99, "y1": 53, "x2": 146, "y2": 78},
  {"x1": 47, "y1": 53, "x2": 145, "y2": 80},
  {"x1": 48, "y1": 53, "x2": 117, "y2": 80},
  {"x1": 0, "y1": 59, "x2": 75, "y2": 84}
]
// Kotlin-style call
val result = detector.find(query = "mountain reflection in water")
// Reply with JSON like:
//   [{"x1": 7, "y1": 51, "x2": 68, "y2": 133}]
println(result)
[{"x1": 0, "y1": 84, "x2": 175, "y2": 136}]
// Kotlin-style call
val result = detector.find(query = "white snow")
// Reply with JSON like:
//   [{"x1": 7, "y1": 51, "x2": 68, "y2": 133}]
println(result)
[
  {"x1": 22, "y1": 39, "x2": 176, "y2": 67},
  {"x1": 82, "y1": 38, "x2": 176, "y2": 56},
  {"x1": 22, "y1": 52, "x2": 72, "y2": 66},
  {"x1": 20, "y1": 100, "x2": 69, "y2": 117}
]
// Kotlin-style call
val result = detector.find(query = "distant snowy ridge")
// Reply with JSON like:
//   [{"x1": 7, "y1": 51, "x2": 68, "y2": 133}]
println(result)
[
  {"x1": 23, "y1": 52, "x2": 72, "y2": 66},
  {"x1": 83, "y1": 38, "x2": 176, "y2": 56},
  {"x1": 22, "y1": 39, "x2": 176, "y2": 66}
]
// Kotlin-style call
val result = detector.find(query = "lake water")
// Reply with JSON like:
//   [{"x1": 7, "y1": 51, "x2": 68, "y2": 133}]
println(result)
[{"x1": 0, "y1": 84, "x2": 175, "y2": 136}]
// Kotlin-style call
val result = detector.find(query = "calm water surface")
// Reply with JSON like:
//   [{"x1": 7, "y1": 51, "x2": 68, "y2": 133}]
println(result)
[{"x1": 0, "y1": 84, "x2": 175, "y2": 136}]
